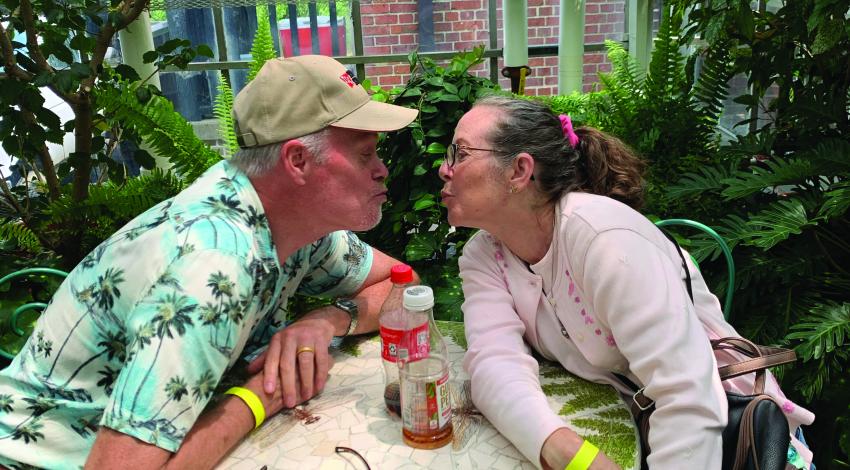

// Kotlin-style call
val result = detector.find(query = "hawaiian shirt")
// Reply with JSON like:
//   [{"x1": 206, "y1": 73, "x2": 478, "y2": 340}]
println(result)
[{"x1": 0, "y1": 160, "x2": 373, "y2": 469}]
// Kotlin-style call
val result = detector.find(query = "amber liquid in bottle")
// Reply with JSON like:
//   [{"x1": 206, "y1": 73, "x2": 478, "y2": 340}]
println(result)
[{"x1": 402, "y1": 421, "x2": 453, "y2": 449}]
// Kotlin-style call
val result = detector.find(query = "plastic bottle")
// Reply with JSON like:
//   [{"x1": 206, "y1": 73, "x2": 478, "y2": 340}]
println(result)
[
  {"x1": 378, "y1": 264, "x2": 415, "y2": 416},
  {"x1": 398, "y1": 285, "x2": 453, "y2": 449}
]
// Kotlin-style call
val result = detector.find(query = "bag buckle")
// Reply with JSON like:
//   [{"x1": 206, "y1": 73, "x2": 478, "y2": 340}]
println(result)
[{"x1": 632, "y1": 388, "x2": 654, "y2": 411}]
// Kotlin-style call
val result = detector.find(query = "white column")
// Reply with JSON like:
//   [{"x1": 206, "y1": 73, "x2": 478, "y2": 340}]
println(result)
[
  {"x1": 627, "y1": 0, "x2": 651, "y2": 73},
  {"x1": 503, "y1": 0, "x2": 528, "y2": 67},
  {"x1": 558, "y1": 0, "x2": 585, "y2": 93},
  {"x1": 118, "y1": 11, "x2": 161, "y2": 90}
]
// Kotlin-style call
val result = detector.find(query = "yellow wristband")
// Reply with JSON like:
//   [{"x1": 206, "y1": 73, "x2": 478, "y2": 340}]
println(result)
[
  {"x1": 225, "y1": 387, "x2": 265, "y2": 429},
  {"x1": 565, "y1": 440, "x2": 599, "y2": 470}
]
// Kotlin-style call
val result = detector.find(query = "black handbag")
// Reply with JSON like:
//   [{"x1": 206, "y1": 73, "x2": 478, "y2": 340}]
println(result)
[{"x1": 617, "y1": 233, "x2": 795, "y2": 470}]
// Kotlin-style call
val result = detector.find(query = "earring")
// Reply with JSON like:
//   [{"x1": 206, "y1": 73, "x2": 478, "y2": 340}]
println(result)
[{"x1": 508, "y1": 185, "x2": 518, "y2": 194}]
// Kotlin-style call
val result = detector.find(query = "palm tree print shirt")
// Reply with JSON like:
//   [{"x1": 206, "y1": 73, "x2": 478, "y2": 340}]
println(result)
[{"x1": 0, "y1": 160, "x2": 374, "y2": 469}]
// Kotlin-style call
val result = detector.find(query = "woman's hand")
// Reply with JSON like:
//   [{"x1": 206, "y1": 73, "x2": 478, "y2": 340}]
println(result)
[{"x1": 540, "y1": 427, "x2": 621, "y2": 470}]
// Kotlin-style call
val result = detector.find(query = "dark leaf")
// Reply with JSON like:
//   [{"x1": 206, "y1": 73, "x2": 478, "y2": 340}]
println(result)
[
  {"x1": 142, "y1": 51, "x2": 159, "y2": 64},
  {"x1": 196, "y1": 44, "x2": 214, "y2": 58},
  {"x1": 135, "y1": 87, "x2": 152, "y2": 104},
  {"x1": 70, "y1": 63, "x2": 91, "y2": 79},
  {"x1": 114, "y1": 64, "x2": 141, "y2": 83},
  {"x1": 133, "y1": 149, "x2": 156, "y2": 169}
]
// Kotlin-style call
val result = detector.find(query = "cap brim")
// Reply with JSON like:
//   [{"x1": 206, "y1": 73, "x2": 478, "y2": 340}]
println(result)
[{"x1": 331, "y1": 100, "x2": 418, "y2": 133}]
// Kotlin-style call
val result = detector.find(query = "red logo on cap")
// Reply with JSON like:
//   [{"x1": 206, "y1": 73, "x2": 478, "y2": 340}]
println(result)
[{"x1": 340, "y1": 72, "x2": 356, "y2": 88}]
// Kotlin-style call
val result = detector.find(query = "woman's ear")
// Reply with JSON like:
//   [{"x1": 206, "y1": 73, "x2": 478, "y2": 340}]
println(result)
[{"x1": 509, "y1": 152, "x2": 536, "y2": 189}]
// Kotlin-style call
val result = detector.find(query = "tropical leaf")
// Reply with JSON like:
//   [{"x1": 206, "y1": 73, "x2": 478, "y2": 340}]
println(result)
[
  {"x1": 819, "y1": 181, "x2": 850, "y2": 220},
  {"x1": 667, "y1": 162, "x2": 736, "y2": 200},
  {"x1": 742, "y1": 198, "x2": 814, "y2": 249},
  {"x1": 805, "y1": 138, "x2": 850, "y2": 170},
  {"x1": 721, "y1": 158, "x2": 815, "y2": 200},
  {"x1": 785, "y1": 302, "x2": 850, "y2": 399},
  {"x1": 787, "y1": 302, "x2": 850, "y2": 361}
]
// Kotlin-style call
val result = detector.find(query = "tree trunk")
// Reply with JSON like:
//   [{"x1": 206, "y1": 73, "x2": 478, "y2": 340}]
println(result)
[{"x1": 71, "y1": 98, "x2": 93, "y2": 203}]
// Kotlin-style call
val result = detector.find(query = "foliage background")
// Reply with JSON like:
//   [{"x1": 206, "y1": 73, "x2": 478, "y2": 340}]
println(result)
[{"x1": 0, "y1": 0, "x2": 848, "y2": 465}]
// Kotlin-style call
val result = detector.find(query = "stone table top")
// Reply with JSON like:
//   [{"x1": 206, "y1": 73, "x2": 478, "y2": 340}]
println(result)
[{"x1": 218, "y1": 321, "x2": 639, "y2": 469}]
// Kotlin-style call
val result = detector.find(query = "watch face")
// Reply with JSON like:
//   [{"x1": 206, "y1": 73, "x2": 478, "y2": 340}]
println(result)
[{"x1": 336, "y1": 299, "x2": 358, "y2": 312}]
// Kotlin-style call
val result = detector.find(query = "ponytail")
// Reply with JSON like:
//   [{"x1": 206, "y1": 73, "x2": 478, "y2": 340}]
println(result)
[{"x1": 573, "y1": 127, "x2": 646, "y2": 210}]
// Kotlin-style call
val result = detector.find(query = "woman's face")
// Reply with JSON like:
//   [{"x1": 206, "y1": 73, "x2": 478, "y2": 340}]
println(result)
[{"x1": 438, "y1": 106, "x2": 508, "y2": 229}]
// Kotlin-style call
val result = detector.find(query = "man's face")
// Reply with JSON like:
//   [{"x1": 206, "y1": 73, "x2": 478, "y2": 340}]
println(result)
[{"x1": 307, "y1": 128, "x2": 388, "y2": 231}]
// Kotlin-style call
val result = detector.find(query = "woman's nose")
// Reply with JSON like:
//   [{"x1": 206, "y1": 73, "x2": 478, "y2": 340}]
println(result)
[{"x1": 438, "y1": 159, "x2": 451, "y2": 181}]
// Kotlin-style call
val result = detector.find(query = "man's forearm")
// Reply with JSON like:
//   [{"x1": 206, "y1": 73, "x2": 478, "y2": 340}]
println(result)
[
  {"x1": 167, "y1": 373, "x2": 285, "y2": 469},
  {"x1": 85, "y1": 374, "x2": 283, "y2": 470},
  {"x1": 164, "y1": 394, "x2": 257, "y2": 469}
]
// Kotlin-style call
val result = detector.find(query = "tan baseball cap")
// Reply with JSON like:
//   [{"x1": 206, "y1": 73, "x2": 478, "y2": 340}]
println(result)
[{"x1": 232, "y1": 55, "x2": 418, "y2": 148}]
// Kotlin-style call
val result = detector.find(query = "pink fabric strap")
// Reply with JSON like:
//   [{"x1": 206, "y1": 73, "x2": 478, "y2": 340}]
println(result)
[{"x1": 559, "y1": 114, "x2": 580, "y2": 148}]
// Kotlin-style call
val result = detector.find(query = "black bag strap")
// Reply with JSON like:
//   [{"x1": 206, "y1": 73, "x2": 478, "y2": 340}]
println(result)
[{"x1": 662, "y1": 230, "x2": 693, "y2": 303}]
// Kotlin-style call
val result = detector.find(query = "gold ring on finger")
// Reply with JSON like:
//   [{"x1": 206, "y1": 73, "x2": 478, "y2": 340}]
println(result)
[{"x1": 296, "y1": 346, "x2": 315, "y2": 356}]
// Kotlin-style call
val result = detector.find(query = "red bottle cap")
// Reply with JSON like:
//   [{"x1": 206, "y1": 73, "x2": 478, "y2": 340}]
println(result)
[{"x1": 390, "y1": 264, "x2": 413, "y2": 284}]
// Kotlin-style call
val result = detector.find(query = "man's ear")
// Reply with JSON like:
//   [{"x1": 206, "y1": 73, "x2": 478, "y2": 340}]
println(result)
[
  {"x1": 509, "y1": 152, "x2": 535, "y2": 189},
  {"x1": 280, "y1": 139, "x2": 310, "y2": 185}
]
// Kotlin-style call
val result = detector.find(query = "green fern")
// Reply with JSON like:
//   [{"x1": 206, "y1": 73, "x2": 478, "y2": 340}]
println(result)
[
  {"x1": 213, "y1": 73, "x2": 238, "y2": 157},
  {"x1": 691, "y1": 43, "x2": 734, "y2": 141},
  {"x1": 604, "y1": 39, "x2": 644, "y2": 97},
  {"x1": 96, "y1": 83, "x2": 222, "y2": 182},
  {"x1": 645, "y1": 5, "x2": 686, "y2": 100},
  {"x1": 248, "y1": 5, "x2": 278, "y2": 81},
  {"x1": 44, "y1": 169, "x2": 183, "y2": 223},
  {"x1": 0, "y1": 221, "x2": 43, "y2": 252}
]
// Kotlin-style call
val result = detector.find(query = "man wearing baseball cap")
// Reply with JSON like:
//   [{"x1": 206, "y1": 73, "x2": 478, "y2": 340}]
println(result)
[{"x1": 0, "y1": 55, "x2": 417, "y2": 469}]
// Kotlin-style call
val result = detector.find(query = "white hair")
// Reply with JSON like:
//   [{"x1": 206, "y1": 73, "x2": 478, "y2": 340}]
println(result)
[{"x1": 230, "y1": 128, "x2": 332, "y2": 177}]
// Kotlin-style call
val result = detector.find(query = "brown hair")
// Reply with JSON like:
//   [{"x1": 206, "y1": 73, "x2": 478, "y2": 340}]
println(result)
[{"x1": 473, "y1": 95, "x2": 646, "y2": 210}]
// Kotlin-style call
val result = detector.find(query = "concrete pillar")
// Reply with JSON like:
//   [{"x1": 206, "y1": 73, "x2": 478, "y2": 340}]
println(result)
[{"x1": 558, "y1": 0, "x2": 585, "y2": 93}]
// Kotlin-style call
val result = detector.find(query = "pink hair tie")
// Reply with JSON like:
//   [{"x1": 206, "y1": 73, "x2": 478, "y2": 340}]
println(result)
[{"x1": 559, "y1": 114, "x2": 580, "y2": 148}]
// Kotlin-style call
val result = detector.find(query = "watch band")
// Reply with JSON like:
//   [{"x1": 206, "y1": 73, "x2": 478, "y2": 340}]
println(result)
[{"x1": 333, "y1": 299, "x2": 359, "y2": 336}]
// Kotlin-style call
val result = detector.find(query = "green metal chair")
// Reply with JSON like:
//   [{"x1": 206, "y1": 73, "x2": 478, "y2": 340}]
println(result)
[
  {"x1": 655, "y1": 219, "x2": 735, "y2": 321},
  {"x1": 0, "y1": 267, "x2": 68, "y2": 360}
]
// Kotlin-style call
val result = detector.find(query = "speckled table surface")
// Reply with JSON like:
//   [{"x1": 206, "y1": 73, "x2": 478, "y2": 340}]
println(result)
[{"x1": 218, "y1": 321, "x2": 639, "y2": 470}]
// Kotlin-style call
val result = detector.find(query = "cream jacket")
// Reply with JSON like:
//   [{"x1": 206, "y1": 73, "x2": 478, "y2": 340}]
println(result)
[{"x1": 460, "y1": 192, "x2": 814, "y2": 469}]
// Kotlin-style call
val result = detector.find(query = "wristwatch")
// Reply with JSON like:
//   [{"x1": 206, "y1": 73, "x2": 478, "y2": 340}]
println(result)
[{"x1": 333, "y1": 298, "x2": 359, "y2": 336}]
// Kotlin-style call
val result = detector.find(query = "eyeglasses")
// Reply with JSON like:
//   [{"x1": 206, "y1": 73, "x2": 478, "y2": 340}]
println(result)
[{"x1": 445, "y1": 143, "x2": 496, "y2": 168}]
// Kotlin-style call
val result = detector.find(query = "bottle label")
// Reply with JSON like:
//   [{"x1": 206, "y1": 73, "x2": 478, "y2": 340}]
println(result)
[
  {"x1": 401, "y1": 369, "x2": 451, "y2": 434},
  {"x1": 427, "y1": 372, "x2": 451, "y2": 430},
  {"x1": 381, "y1": 322, "x2": 429, "y2": 362}
]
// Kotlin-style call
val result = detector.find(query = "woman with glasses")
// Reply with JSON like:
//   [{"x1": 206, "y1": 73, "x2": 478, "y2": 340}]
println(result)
[{"x1": 438, "y1": 95, "x2": 814, "y2": 470}]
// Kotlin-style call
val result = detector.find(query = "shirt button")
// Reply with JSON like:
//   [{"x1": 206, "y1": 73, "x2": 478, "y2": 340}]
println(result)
[
  {"x1": 560, "y1": 327, "x2": 569, "y2": 338},
  {"x1": 548, "y1": 297, "x2": 557, "y2": 307}
]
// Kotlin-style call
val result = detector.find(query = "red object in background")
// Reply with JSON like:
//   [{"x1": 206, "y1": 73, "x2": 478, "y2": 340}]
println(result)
[{"x1": 280, "y1": 21, "x2": 346, "y2": 57}]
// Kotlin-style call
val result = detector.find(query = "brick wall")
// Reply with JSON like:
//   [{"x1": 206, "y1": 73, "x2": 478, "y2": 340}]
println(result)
[{"x1": 359, "y1": 0, "x2": 626, "y2": 95}]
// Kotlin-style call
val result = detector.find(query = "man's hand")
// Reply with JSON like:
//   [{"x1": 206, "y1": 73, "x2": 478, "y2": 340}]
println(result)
[{"x1": 247, "y1": 306, "x2": 344, "y2": 408}]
